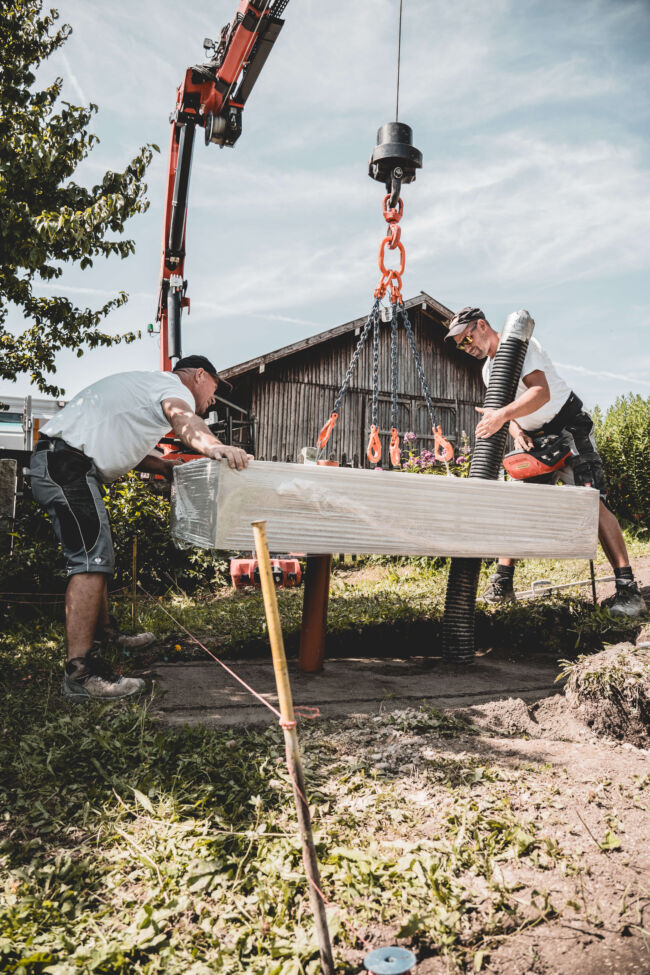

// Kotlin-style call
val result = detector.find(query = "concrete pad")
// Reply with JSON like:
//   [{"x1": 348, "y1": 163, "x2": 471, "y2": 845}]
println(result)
[{"x1": 150, "y1": 655, "x2": 560, "y2": 728}]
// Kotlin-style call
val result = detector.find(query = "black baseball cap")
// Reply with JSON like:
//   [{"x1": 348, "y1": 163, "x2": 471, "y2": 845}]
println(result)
[
  {"x1": 173, "y1": 355, "x2": 232, "y2": 390},
  {"x1": 445, "y1": 306, "x2": 486, "y2": 342}
]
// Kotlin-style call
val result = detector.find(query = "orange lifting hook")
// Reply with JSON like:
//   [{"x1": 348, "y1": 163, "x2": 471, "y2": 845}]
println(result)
[
  {"x1": 317, "y1": 411, "x2": 338, "y2": 449},
  {"x1": 366, "y1": 424, "x2": 382, "y2": 465},
  {"x1": 389, "y1": 427, "x2": 401, "y2": 467},
  {"x1": 433, "y1": 424, "x2": 454, "y2": 463}
]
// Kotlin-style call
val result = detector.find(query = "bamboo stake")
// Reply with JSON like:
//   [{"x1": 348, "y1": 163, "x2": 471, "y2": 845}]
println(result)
[
  {"x1": 252, "y1": 520, "x2": 335, "y2": 975},
  {"x1": 131, "y1": 537, "x2": 138, "y2": 627}
]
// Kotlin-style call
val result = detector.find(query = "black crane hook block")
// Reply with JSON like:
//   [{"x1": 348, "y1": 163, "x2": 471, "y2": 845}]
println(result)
[{"x1": 368, "y1": 122, "x2": 422, "y2": 206}]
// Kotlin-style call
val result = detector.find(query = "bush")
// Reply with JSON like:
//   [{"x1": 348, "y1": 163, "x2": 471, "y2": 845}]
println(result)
[
  {"x1": 1, "y1": 474, "x2": 229, "y2": 603},
  {"x1": 592, "y1": 395, "x2": 650, "y2": 530}
]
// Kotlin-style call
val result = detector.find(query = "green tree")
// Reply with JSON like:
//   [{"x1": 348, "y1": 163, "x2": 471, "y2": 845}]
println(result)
[
  {"x1": 592, "y1": 394, "x2": 650, "y2": 530},
  {"x1": 0, "y1": 1, "x2": 156, "y2": 396}
]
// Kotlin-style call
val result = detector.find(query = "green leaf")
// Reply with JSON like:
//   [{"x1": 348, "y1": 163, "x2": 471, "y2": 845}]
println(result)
[
  {"x1": 132, "y1": 787, "x2": 154, "y2": 814},
  {"x1": 600, "y1": 830, "x2": 622, "y2": 851}
]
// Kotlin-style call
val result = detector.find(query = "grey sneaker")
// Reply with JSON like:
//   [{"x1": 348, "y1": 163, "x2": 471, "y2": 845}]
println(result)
[
  {"x1": 63, "y1": 649, "x2": 145, "y2": 701},
  {"x1": 608, "y1": 580, "x2": 647, "y2": 619},
  {"x1": 98, "y1": 614, "x2": 155, "y2": 651},
  {"x1": 481, "y1": 572, "x2": 516, "y2": 604}
]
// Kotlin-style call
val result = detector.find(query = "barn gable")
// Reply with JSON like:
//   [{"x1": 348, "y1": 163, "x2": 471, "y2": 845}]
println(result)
[{"x1": 221, "y1": 292, "x2": 484, "y2": 466}]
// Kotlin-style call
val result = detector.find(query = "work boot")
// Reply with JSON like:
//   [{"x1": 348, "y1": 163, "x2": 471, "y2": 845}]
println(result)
[
  {"x1": 62, "y1": 647, "x2": 145, "y2": 701},
  {"x1": 98, "y1": 614, "x2": 155, "y2": 651},
  {"x1": 608, "y1": 580, "x2": 647, "y2": 619},
  {"x1": 481, "y1": 572, "x2": 516, "y2": 604}
]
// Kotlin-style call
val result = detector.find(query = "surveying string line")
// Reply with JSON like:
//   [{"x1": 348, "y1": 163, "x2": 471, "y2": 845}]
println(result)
[
  {"x1": 138, "y1": 584, "x2": 322, "y2": 725},
  {"x1": 139, "y1": 584, "x2": 376, "y2": 956},
  {"x1": 138, "y1": 582, "x2": 282, "y2": 719}
]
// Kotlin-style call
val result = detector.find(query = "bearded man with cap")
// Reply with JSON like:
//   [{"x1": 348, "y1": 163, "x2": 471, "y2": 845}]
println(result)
[
  {"x1": 29, "y1": 355, "x2": 252, "y2": 701},
  {"x1": 446, "y1": 308, "x2": 646, "y2": 618}
]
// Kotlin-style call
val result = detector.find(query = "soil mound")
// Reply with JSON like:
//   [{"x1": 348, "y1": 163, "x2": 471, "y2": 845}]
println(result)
[
  {"x1": 564, "y1": 642, "x2": 650, "y2": 746},
  {"x1": 457, "y1": 695, "x2": 593, "y2": 742}
]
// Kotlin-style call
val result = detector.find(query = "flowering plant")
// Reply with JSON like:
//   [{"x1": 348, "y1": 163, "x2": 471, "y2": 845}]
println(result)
[{"x1": 399, "y1": 431, "x2": 471, "y2": 477}]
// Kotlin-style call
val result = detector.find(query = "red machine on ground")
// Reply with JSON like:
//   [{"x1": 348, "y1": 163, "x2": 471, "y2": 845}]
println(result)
[
  {"x1": 154, "y1": 0, "x2": 290, "y2": 372},
  {"x1": 230, "y1": 556, "x2": 302, "y2": 589}
]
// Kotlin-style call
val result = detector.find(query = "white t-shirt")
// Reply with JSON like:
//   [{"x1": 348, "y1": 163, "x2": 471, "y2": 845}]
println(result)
[
  {"x1": 482, "y1": 336, "x2": 572, "y2": 431},
  {"x1": 40, "y1": 371, "x2": 196, "y2": 482}
]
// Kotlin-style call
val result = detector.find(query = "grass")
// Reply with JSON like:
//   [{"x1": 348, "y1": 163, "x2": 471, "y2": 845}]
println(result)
[
  {"x1": 1, "y1": 532, "x2": 649, "y2": 973},
  {"x1": 0, "y1": 667, "x2": 570, "y2": 974},
  {"x1": 123, "y1": 531, "x2": 647, "y2": 664}
]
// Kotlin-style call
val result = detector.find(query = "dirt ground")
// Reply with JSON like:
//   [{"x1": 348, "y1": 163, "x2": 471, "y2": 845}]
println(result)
[
  {"x1": 151, "y1": 559, "x2": 650, "y2": 974},
  {"x1": 324, "y1": 692, "x2": 650, "y2": 975}
]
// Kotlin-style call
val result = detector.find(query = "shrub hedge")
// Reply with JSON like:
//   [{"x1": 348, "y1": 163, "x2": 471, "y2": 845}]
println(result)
[{"x1": 592, "y1": 394, "x2": 650, "y2": 531}]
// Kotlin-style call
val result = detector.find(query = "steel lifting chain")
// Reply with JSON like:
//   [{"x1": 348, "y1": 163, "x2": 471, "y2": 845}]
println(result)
[
  {"x1": 317, "y1": 186, "x2": 454, "y2": 470},
  {"x1": 374, "y1": 195, "x2": 405, "y2": 303},
  {"x1": 397, "y1": 302, "x2": 454, "y2": 466},
  {"x1": 367, "y1": 310, "x2": 382, "y2": 464},
  {"x1": 317, "y1": 300, "x2": 381, "y2": 453},
  {"x1": 389, "y1": 309, "x2": 400, "y2": 466}
]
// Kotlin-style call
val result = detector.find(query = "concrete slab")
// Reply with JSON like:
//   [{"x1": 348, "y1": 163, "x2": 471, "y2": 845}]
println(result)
[{"x1": 150, "y1": 655, "x2": 560, "y2": 728}]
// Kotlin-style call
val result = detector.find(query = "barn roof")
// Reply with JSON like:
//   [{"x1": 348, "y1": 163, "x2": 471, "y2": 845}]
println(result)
[{"x1": 220, "y1": 291, "x2": 454, "y2": 380}]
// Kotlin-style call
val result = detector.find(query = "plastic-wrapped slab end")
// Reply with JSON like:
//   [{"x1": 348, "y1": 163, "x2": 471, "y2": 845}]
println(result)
[
  {"x1": 170, "y1": 457, "x2": 221, "y2": 549},
  {"x1": 170, "y1": 458, "x2": 599, "y2": 559}
]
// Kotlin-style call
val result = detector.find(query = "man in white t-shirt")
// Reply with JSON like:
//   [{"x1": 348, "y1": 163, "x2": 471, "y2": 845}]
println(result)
[
  {"x1": 29, "y1": 354, "x2": 252, "y2": 700},
  {"x1": 446, "y1": 307, "x2": 646, "y2": 618}
]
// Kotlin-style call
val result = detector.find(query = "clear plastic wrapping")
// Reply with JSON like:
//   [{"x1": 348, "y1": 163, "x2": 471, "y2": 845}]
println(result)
[{"x1": 171, "y1": 458, "x2": 599, "y2": 559}]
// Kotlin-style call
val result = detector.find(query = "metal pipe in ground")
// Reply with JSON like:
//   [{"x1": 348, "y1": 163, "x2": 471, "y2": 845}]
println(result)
[{"x1": 252, "y1": 520, "x2": 335, "y2": 975}]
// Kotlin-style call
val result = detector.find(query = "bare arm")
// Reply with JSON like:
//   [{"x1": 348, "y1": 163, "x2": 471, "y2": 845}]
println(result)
[
  {"x1": 135, "y1": 453, "x2": 185, "y2": 481},
  {"x1": 475, "y1": 370, "x2": 550, "y2": 439},
  {"x1": 508, "y1": 419, "x2": 534, "y2": 450},
  {"x1": 161, "y1": 398, "x2": 251, "y2": 470}
]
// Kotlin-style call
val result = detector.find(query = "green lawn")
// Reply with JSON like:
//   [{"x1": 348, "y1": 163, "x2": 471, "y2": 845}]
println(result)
[{"x1": 1, "y1": 533, "x2": 649, "y2": 974}]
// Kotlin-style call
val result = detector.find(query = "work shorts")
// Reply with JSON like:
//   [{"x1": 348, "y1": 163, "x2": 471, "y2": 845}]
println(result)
[
  {"x1": 524, "y1": 410, "x2": 608, "y2": 504},
  {"x1": 29, "y1": 437, "x2": 115, "y2": 576}
]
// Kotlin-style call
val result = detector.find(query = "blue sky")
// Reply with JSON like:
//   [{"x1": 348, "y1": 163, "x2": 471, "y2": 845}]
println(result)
[{"x1": 3, "y1": 0, "x2": 649, "y2": 412}]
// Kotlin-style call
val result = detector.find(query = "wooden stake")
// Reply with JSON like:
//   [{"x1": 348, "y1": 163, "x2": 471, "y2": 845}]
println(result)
[
  {"x1": 131, "y1": 537, "x2": 138, "y2": 626},
  {"x1": 252, "y1": 520, "x2": 335, "y2": 975},
  {"x1": 589, "y1": 559, "x2": 597, "y2": 606}
]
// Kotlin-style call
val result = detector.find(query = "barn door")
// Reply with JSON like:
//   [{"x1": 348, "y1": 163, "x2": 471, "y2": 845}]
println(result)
[
  {"x1": 414, "y1": 401, "x2": 457, "y2": 455},
  {"x1": 362, "y1": 395, "x2": 412, "y2": 467}
]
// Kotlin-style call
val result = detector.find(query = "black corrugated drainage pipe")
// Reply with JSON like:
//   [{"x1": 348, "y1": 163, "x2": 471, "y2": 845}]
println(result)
[{"x1": 442, "y1": 310, "x2": 536, "y2": 664}]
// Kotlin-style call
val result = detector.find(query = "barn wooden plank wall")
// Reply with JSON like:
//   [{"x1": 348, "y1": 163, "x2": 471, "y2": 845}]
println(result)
[{"x1": 242, "y1": 306, "x2": 484, "y2": 466}]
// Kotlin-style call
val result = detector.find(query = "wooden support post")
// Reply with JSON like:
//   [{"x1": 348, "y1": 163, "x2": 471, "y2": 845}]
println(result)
[
  {"x1": 299, "y1": 555, "x2": 331, "y2": 673},
  {"x1": 252, "y1": 522, "x2": 335, "y2": 975}
]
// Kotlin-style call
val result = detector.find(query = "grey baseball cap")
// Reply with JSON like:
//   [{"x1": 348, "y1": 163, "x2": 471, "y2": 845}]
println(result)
[{"x1": 445, "y1": 306, "x2": 486, "y2": 342}]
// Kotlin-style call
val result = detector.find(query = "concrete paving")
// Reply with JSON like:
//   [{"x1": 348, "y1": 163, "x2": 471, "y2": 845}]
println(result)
[{"x1": 150, "y1": 655, "x2": 560, "y2": 728}]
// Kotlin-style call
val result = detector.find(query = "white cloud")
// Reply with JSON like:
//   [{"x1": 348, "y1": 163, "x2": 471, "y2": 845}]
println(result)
[
  {"x1": 58, "y1": 51, "x2": 88, "y2": 105},
  {"x1": 556, "y1": 362, "x2": 650, "y2": 388}
]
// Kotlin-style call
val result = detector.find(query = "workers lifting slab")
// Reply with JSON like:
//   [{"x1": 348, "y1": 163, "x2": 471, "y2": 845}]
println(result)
[
  {"x1": 24, "y1": 0, "x2": 646, "y2": 707},
  {"x1": 141, "y1": 0, "x2": 645, "y2": 671}
]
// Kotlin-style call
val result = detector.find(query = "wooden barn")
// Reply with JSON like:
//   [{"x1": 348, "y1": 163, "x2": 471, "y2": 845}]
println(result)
[{"x1": 218, "y1": 292, "x2": 485, "y2": 466}]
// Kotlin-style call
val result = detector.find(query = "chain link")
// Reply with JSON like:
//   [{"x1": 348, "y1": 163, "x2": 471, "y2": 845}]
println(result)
[
  {"x1": 372, "y1": 310, "x2": 380, "y2": 429},
  {"x1": 390, "y1": 304, "x2": 399, "y2": 428},
  {"x1": 398, "y1": 302, "x2": 439, "y2": 430},
  {"x1": 331, "y1": 300, "x2": 380, "y2": 416}
]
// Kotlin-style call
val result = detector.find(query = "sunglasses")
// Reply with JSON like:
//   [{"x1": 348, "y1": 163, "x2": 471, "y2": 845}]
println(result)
[{"x1": 457, "y1": 322, "x2": 478, "y2": 351}]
